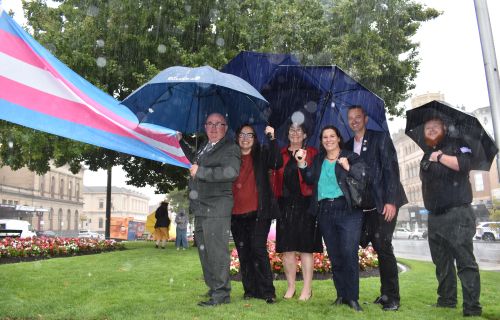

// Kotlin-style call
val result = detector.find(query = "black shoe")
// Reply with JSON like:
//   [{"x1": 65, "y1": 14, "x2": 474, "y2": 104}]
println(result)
[
  {"x1": 243, "y1": 293, "x2": 254, "y2": 300},
  {"x1": 265, "y1": 297, "x2": 277, "y2": 304},
  {"x1": 333, "y1": 297, "x2": 344, "y2": 305},
  {"x1": 463, "y1": 310, "x2": 482, "y2": 317},
  {"x1": 155, "y1": 244, "x2": 159, "y2": 248},
  {"x1": 344, "y1": 300, "x2": 363, "y2": 312},
  {"x1": 382, "y1": 301, "x2": 400, "y2": 311},
  {"x1": 197, "y1": 298, "x2": 230, "y2": 307},
  {"x1": 431, "y1": 303, "x2": 456, "y2": 309},
  {"x1": 373, "y1": 296, "x2": 383, "y2": 304}
]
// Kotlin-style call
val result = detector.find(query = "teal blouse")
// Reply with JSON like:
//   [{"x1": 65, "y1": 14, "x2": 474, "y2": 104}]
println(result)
[{"x1": 317, "y1": 159, "x2": 344, "y2": 201}]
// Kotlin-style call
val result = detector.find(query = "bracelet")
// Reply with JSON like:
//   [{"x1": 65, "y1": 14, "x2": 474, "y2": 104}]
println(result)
[{"x1": 437, "y1": 153, "x2": 443, "y2": 162}]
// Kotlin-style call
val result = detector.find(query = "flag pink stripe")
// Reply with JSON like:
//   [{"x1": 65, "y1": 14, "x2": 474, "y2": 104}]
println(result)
[
  {"x1": 0, "y1": 76, "x2": 185, "y2": 162},
  {"x1": 0, "y1": 30, "x2": 46, "y2": 69}
]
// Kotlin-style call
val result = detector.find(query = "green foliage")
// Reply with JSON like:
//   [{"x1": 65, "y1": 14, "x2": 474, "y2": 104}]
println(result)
[{"x1": 1, "y1": 0, "x2": 439, "y2": 192}]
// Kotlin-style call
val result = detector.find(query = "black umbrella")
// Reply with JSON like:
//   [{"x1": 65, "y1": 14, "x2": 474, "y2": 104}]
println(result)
[{"x1": 405, "y1": 100, "x2": 498, "y2": 171}]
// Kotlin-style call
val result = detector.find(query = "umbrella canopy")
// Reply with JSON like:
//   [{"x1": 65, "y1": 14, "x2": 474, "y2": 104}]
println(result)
[
  {"x1": 405, "y1": 100, "x2": 498, "y2": 171},
  {"x1": 121, "y1": 66, "x2": 270, "y2": 134},
  {"x1": 145, "y1": 212, "x2": 156, "y2": 234},
  {"x1": 222, "y1": 52, "x2": 388, "y2": 147}
]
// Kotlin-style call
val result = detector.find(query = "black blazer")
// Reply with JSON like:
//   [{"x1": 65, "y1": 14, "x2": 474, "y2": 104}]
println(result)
[
  {"x1": 300, "y1": 149, "x2": 369, "y2": 215},
  {"x1": 248, "y1": 139, "x2": 283, "y2": 219},
  {"x1": 346, "y1": 130, "x2": 408, "y2": 212}
]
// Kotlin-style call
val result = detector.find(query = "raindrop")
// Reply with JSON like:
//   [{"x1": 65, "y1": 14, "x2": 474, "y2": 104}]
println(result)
[
  {"x1": 307, "y1": 54, "x2": 314, "y2": 61},
  {"x1": 169, "y1": 278, "x2": 174, "y2": 284},
  {"x1": 86, "y1": 5, "x2": 99, "y2": 17},
  {"x1": 189, "y1": 190, "x2": 199, "y2": 200},
  {"x1": 96, "y1": 57, "x2": 107, "y2": 68},
  {"x1": 185, "y1": 5, "x2": 191, "y2": 12},
  {"x1": 209, "y1": 9, "x2": 220, "y2": 20},
  {"x1": 88, "y1": 272, "x2": 92, "y2": 277},
  {"x1": 157, "y1": 44, "x2": 167, "y2": 53},
  {"x1": 291, "y1": 111, "x2": 305, "y2": 126},
  {"x1": 330, "y1": 102, "x2": 336, "y2": 108},
  {"x1": 45, "y1": 43, "x2": 56, "y2": 53},
  {"x1": 199, "y1": 244, "x2": 205, "y2": 251},
  {"x1": 304, "y1": 101, "x2": 317, "y2": 113},
  {"x1": 374, "y1": 232, "x2": 380, "y2": 238},
  {"x1": 223, "y1": 167, "x2": 237, "y2": 179},
  {"x1": 96, "y1": 39, "x2": 105, "y2": 47},
  {"x1": 148, "y1": 108, "x2": 154, "y2": 113},
  {"x1": 8, "y1": 141, "x2": 13, "y2": 148},
  {"x1": 236, "y1": 183, "x2": 242, "y2": 189},
  {"x1": 216, "y1": 37, "x2": 225, "y2": 47},
  {"x1": 380, "y1": 3, "x2": 388, "y2": 10},
  {"x1": 239, "y1": 241, "x2": 245, "y2": 247}
]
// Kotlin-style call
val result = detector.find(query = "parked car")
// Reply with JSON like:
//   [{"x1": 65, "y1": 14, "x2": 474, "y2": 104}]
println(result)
[
  {"x1": 474, "y1": 222, "x2": 500, "y2": 241},
  {"x1": 78, "y1": 230, "x2": 104, "y2": 240},
  {"x1": 409, "y1": 229, "x2": 426, "y2": 240},
  {"x1": 393, "y1": 227, "x2": 426, "y2": 240},
  {"x1": 0, "y1": 219, "x2": 37, "y2": 238},
  {"x1": 36, "y1": 230, "x2": 57, "y2": 238},
  {"x1": 422, "y1": 230, "x2": 428, "y2": 239}
]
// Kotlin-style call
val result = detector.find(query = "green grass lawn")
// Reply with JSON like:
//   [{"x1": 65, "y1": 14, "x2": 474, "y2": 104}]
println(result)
[{"x1": 0, "y1": 241, "x2": 498, "y2": 320}]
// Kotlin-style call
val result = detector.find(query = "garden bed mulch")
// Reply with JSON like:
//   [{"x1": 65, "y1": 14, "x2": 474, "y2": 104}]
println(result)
[{"x1": 231, "y1": 267, "x2": 379, "y2": 281}]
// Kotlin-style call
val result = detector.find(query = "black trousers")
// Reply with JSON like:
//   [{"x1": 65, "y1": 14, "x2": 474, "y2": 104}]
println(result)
[
  {"x1": 231, "y1": 212, "x2": 276, "y2": 299},
  {"x1": 428, "y1": 205, "x2": 481, "y2": 315},
  {"x1": 360, "y1": 208, "x2": 399, "y2": 304}
]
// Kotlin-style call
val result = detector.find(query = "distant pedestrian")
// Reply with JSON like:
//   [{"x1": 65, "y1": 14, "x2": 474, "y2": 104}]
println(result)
[
  {"x1": 175, "y1": 211, "x2": 189, "y2": 250},
  {"x1": 154, "y1": 201, "x2": 170, "y2": 249}
]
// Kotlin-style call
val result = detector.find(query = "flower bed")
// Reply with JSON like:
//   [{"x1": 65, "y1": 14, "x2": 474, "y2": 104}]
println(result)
[
  {"x1": 0, "y1": 236, "x2": 125, "y2": 264},
  {"x1": 230, "y1": 240, "x2": 378, "y2": 275}
]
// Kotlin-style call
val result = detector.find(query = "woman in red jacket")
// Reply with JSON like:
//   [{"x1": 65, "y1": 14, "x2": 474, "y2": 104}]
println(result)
[{"x1": 270, "y1": 122, "x2": 323, "y2": 301}]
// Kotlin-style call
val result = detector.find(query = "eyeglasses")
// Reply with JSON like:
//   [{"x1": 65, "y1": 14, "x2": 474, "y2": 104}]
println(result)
[
  {"x1": 238, "y1": 132, "x2": 255, "y2": 139},
  {"x1": 289, "y1": 127, "x2": 304, "y2": 134},
  {"x1": 205, "y1": 122, "x2": 226, "y2": 129}
]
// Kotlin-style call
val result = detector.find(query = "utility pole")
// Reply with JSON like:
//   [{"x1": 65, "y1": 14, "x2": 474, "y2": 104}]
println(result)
[{"x1": 474, "y1": 0, "x2": 500, "y2": 178}]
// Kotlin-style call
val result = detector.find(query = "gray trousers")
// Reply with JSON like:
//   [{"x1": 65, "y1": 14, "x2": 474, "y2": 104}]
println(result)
[
  {"x1": 195, "y1": 216, "x2": 231, "y2": 302},
  {"x1": 428, "y1": 205, "x2": 481, "y2": 315}
]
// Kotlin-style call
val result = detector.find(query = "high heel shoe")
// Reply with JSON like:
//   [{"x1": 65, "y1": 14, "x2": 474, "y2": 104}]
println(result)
[
  {"x1": 283, "y1": 290, "x2": 296, "y2": 299},
  {"x1": 299, "y1": 290, "x2": 312, "y2": 301}
]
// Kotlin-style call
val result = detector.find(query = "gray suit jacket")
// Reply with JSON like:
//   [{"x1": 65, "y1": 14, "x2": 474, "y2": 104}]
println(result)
[{"x1": 186, "y1": 136, "x2": 241, "y2": 218}]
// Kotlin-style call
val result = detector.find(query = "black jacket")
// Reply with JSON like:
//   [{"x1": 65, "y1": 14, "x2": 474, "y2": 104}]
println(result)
[
  {"x1": 155, "y1": 203, "x2": 170, "y2": 228},
  {"x1": 346, "y1": 130, "x2": 408, "y2": 212},
  {"x1": 246, "y1": 139, "x2": 283, "y2": 219},
  {"x1": 300, "y1": 149, "x2": 369, "y2": 215}
]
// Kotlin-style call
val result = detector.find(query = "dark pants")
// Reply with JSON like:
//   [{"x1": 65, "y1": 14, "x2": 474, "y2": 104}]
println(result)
[
  {"x1": 360, "y1": 208, "x2": 399, "y2": 304},
  {"x1": 318, "y1": 198, "x2": 363, "y2": 301},
  {"x1": 195, "y1": 216, "x2": 231, "y2": 302},
  {"x1": 428, "y1": 205, "x2": 481, "y2": 315},
  {"x1": 231, "y1": 212, "x2": 276, "y2": 299}
]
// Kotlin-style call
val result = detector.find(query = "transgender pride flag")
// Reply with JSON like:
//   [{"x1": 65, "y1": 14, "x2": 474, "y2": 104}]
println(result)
[{"x1": 0, "y1": 8, "x2": 190, "y2": 168}]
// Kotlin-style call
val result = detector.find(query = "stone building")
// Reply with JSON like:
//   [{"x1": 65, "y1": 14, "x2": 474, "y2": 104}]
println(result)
[
  {"x1": 0, "y1": 164, "x2": 84, "y2": 236},
  {"x1": 82, "y1": 186, "x2": 150, "y2": 233}
]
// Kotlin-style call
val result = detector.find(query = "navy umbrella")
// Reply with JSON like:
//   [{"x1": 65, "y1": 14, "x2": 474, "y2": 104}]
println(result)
[
  {"x1": 405, "y1": 100, "x2": 498, "y2": 171},
  {"x1": 121, "y1": 66, "x2": 270, "y2": 134}
]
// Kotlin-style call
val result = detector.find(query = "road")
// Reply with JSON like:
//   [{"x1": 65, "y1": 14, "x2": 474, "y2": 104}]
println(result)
[{"x1": 393, "y1": 239, "x2": 500, "y2": 271}]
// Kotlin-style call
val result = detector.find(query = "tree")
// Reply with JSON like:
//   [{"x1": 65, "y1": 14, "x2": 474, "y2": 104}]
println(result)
[{"x1": 1, "y1": 0, "x2": 439, "y2": 192}]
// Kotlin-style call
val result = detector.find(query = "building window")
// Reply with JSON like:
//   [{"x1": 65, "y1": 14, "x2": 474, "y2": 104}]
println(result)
[
  {"x1": 58, "y1": 209, "x2": 63, "y2": 231},
  {"x1": 60, "y1": 179, "x2": 64, "y2": 199},
  {"x1": 51, "y1": 177, "x2": 55, "y2": 198},
  {"x1": 66, "y1": 209, "x2": 71, "y2": 230},
  {"x1": 99, "y1": 199, "x2": 104, "y2": 209},
  {"x1": 99, "y1": 218, "x2": 104, "y2": 229},
  {"x1": 474, "y1": 173, "x2": 484, "y2": 192},
  {"x1": 74, "y1": 210, "x2": 79, "y2": 231},
  {"x1": 76, "y1": 183, "x2": 80, "y2": 201},
  {"x1": 68, "y1": 181, "x2": 72, "y2": 201}
]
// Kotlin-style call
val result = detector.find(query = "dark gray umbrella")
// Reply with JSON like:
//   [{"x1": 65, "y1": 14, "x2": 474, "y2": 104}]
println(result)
[{"x1": 405, "y1": 100, "x2": 498, "y2": 171}]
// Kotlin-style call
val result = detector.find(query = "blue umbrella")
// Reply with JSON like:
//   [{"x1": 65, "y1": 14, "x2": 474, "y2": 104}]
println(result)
[{"x1": 121, "y1": 66, "x2": 270, "y2": 134}]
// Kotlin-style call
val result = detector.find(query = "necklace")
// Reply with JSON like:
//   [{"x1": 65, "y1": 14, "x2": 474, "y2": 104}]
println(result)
[{"x1": 326, "y1": 151, "x2": 340, "y2": 161}]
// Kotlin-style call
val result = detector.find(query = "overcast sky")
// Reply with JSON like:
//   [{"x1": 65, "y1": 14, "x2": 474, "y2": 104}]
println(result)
[{"x1": 2, "y1": 0, "x2": 499, "y2": 204}]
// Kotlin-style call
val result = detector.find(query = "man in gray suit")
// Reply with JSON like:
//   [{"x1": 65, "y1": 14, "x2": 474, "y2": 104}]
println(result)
[{"x1": 186, "y1": 113, "x2": 241, "y2": 307}]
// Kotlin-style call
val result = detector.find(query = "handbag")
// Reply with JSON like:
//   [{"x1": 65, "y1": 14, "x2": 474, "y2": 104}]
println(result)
[{"x1": 345, "y1": 176, "x2": 375, "y2": 209}]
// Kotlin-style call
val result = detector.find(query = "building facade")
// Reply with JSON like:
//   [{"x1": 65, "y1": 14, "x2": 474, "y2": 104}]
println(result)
[
  {"x1": 82, "y1": 186, "x2": 150, "y2": 232},
  {"x1": 0, "y1": 164, "x2": 84, "y2": 236}
]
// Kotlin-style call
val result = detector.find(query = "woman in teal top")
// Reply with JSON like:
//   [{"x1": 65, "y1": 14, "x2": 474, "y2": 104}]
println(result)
[{"x1": 296, "y1": 125, "x2": 369, "y2": 312}]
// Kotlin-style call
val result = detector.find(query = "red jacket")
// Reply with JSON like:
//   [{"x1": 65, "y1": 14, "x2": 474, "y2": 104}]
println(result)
[{"x1": 270, "y1": 146, "x2": 317, "y2": 198}]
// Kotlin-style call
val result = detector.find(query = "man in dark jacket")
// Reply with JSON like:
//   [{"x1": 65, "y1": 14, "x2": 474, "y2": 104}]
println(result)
[
  {"x1": 182, "y1": 113, "x2": 241, "y2": 307},
  {"x1": 420, "y1": 117, "x2": 481, "y2": 317},
  {"x1": 346, "y1": 105, "x2": 408, "y2": 311}
]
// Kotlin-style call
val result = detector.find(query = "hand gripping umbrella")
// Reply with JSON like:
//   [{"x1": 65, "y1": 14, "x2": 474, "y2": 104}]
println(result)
[{"x1": 405, "y1": 100, "x2": 498, "y2": 171}]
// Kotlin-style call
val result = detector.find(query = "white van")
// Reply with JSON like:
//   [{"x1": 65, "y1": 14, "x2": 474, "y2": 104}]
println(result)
[{"x1": 0, "y1": 219, "x2": 37, "y2": 238}]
